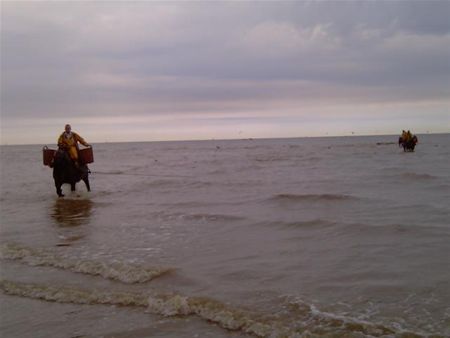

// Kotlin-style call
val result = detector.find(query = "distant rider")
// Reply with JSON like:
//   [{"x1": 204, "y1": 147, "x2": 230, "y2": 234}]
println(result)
[
  {"x1": 401, "y1": 130, "x2": 407, "y2": 141},
  {"x1": 57, "y1": 124, "x2": 90, "y2": 168},
  {"x1": 406, "y1": 130, "x2": 412, "y2": 143}
]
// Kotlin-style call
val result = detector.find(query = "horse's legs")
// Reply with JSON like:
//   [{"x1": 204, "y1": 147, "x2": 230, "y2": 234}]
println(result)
[
  {"x1": 79, "y1": 165, "x2": 91, "y2": 192},
  {"x1": 83, "y1": 177, "x2": 91, "y2": 192},
  {"x1": 55, "y1": 182, "x2": 64, "y2": 197}
]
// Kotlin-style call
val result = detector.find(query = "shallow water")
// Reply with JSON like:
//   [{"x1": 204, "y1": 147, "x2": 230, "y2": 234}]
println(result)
[{"x1": 1, "y1": 134, "x2": 449, "y2": 337}]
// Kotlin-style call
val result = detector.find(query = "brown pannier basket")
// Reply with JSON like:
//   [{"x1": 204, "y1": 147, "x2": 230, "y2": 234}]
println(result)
[
  {"x1": 43, "y1": 146, "x2": 56, "y2": 166},
  {"x1": 79, "y1": 147, "x2": 94, "y2": 164}
]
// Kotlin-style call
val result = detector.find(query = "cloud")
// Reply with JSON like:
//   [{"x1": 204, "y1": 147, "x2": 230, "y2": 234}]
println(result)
[{"x1": 1, "y1": 1, "x2": 449, "y2": 144}]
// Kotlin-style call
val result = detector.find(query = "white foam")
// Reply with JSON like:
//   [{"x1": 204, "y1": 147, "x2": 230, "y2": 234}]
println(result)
[
  {"x1": 0, "y1": 279, "x2": 428, "y2": 338},
  {"x1": 0, "y1": 243, "x2": 172, "y2": 283},
  {"x1": 147, "y1": 294, "x2": 192, "y2": 316}
]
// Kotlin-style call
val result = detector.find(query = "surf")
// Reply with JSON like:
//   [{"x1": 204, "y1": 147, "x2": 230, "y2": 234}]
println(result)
[
  {"x1": 1, "y1": 279, "x2": 431, "y2": 338},
  {"x1": 0, "y1": 243, "x2": 172, "y2": 284}
]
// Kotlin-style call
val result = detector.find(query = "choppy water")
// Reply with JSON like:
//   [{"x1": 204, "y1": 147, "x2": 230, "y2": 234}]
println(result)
[{"x1": 1, "y1": 134, "x2": 449, "y2": 337}]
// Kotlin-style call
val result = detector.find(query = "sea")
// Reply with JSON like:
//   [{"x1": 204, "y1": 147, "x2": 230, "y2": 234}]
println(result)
[{"x1": 0, "y1": 134, "x2": 449, "y2": 338}]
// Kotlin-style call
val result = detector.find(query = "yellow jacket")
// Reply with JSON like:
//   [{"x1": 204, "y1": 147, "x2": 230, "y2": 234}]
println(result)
[
  {"x1": 57, "y1": 132, "x2": 88, "y2": 161},
  {"x1": 406, "y1": 131, "x2": 412, "y2": 142}
]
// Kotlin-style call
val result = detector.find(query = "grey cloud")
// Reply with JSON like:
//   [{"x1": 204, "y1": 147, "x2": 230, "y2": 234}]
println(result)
[{"x1": 1, "y1": 1, "x2": 449, "y2": 123}]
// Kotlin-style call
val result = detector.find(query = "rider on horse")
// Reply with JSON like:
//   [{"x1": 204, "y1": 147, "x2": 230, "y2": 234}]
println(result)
[
  {"x1": 399, "y1": 129, "x2": 418, "y2": 152},
  {"x1": 57, "y1": 124, "x2": 90, "y2": 168}
]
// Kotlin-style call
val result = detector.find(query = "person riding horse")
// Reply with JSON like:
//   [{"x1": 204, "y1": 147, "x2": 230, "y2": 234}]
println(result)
[
  {"x1": 58, "y1": 124, "x2": 90, "y2": 168},
  {"x1": 398, "y1": 130, "x2": 418, "y2": 152},
  {"x1": 53, "y1": 124, "x2": 91, "y2": 197}
]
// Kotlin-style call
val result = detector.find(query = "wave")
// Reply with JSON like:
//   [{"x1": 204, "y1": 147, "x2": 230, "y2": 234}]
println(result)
[
  {"x1": 283, "y1": 297, "x2": 417, "y2": 337},
  {"x1": 252, "y1": 156, "x2": 291, "y2": 163},
  {"x1": 139, "y1": 178, "x2": 180, "y2": 188},
  {"x1": 279, "y1": 219, "x2": 337, "y2": 228},
  {"x1": 181, "y1": 213, "x2": 244, "y2": 222},
  {"x1": 150, "y1": 211, "x2": 244, "y2": 223},
  {"x1": 183, "y1": 180, "x2": 213, "y2": 188},
  {"x1": 401, "y1": 172, "x2": 437, "y2": 180},
  {"x1": 159, "y1": 201, "x2": 219, "y2": 208},
  {"x1": 0, "y1": 243, "x2": 172, "y2": 284},
  {"x1": 92, "y1": 170, "x2": 126, "y2": 175},
  {"x1": 272, "y1": 193, "x2": 356, "y2": 202},
  {"x1": 0, "y1": 279, "x2": 430, "y2": 337}
]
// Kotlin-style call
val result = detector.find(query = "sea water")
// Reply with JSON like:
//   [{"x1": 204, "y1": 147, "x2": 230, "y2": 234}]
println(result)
[{"x1": 1, "y1": 134, "x2": 449, "y2": 337}]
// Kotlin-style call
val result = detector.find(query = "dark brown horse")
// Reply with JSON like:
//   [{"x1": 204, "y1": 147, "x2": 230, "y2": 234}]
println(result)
[
  {"x1": 398, "y1": 135, "x2": 418, "y2": 152},
  {"x1": 53, "y1": 149, "x2": 90, "y2": 197}
]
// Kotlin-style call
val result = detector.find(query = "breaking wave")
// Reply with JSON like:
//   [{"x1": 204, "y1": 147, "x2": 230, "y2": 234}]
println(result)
[
  {"x1": 0, "y1": 243, "x2": 172, "y2": 284},
  {"x1": 0, "y1": 279, "x2": 430, "y2": 338}
]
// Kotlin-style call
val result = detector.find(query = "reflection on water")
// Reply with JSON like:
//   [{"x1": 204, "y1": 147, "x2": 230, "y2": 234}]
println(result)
[
  {"x1": 51, "y1": 199, "x2": 93, "y2": 244},
  {"x1": 51, "y1": 198, "x2": 93, "y2": 227}
]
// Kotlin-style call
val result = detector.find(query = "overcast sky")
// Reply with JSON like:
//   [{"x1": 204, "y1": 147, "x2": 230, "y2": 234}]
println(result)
[{"x1": 1, "y1": 1, "x2": 449, "y2": 145}]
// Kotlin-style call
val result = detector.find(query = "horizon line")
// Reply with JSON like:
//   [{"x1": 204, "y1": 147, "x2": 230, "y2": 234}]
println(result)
[{"x1": 1, "y1": 132, "x2": 448, "y2": 147}]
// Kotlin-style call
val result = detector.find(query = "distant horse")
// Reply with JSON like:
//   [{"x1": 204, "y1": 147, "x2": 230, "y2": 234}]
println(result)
[
  {"x1": 53, "y1": 149, "x2": 90, "y2": 197},
  {"x1": 398, "y1": 135, "x2": 418, "y2": 152}
]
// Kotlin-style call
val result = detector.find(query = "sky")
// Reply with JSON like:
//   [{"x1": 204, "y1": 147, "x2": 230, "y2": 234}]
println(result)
[{"x1": 1, "y1": 1, "x2": 449, "y2": 145}]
